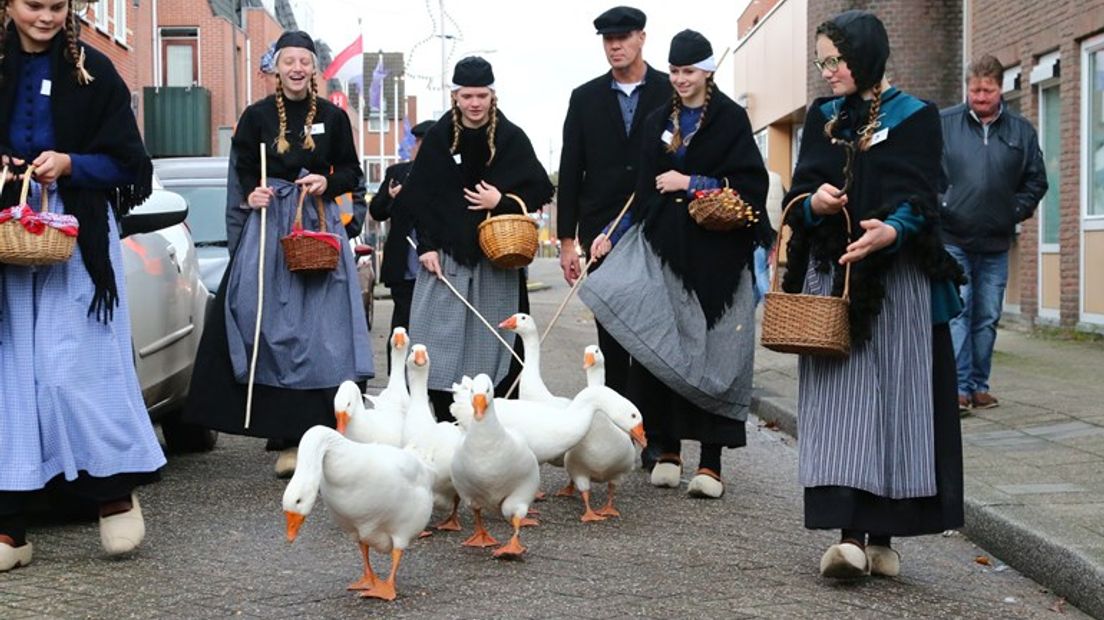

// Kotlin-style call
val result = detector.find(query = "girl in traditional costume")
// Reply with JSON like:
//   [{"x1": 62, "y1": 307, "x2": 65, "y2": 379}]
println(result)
[
  {"x1": 396, "y1": 56, "x2": 553, "y2": 417},
  {"x1": 0, "y1": 0, "x2": 162, "y2": 570},
  {"x1": 183, "y1": 31, "x2": 372, "y2": 478},
  {"x1": 783, "y1": 11, "x2": 965, "y2": 578},
  {"x1": 582, "y1": 30, "x2": 769, "y2": 499}
]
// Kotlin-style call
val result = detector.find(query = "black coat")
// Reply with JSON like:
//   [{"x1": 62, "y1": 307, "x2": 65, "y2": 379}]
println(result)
[
  {"x1": 369, "y1": 161, "x2": 414, "y2": 286},
  {"x1": 557, "y1": 65, "x2": 672, "y2": 247}
]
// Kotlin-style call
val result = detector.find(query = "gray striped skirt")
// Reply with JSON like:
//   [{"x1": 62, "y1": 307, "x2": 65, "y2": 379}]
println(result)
[
  {"x1": 408, "y1": 252, "x2": 519, "y2": 391},
  {"x1": 797, "y1": 258, "x2": 936, "y2": 499}
]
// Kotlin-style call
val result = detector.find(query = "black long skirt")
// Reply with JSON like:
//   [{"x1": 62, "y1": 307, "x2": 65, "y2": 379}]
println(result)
[
  {"x1": 628, "y1": 362, "x2": 747, "y2": 448},
  {"x1": 181, "y1": 266, "x2": 337, "y2": 443},
  {"x1": 804, "y1": 323, "x2": 964, "y2": 536}
]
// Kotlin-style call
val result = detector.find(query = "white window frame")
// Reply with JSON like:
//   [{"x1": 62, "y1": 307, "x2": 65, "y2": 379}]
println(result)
[
  {"x1": 368, "y1": 116, "x2": 390, "y2": 133},
  {"x1": 93, "y1": 0, "x2": 109, "y2": 34},
  {"x1": 1038, "y1": 76, "x2": 1061, "y2": 254},
  {"x1": 113, "y1": 0, "x2": 127, "y2": 46},
  {"x1": 1079, "y1": 33, "x2": 1104, "y2": 326}
]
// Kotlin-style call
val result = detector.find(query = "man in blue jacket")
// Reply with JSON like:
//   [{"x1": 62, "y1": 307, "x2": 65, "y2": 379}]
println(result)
[{"x1": 940, "y1": 54, "x2": 1048, "y2": 414}]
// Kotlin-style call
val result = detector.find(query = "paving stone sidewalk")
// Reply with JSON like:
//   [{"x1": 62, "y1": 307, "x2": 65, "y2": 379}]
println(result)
[{"x1": 754, "y1": 326, "x2": 1104, "y2": 619}]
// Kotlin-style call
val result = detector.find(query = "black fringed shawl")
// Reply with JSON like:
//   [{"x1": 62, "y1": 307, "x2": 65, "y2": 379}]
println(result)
[
  {"x1": 635, "y1": 88, "x2": 770, "y2": 328},
  {"x1": 781, "y1": 91, "x2": 964, "y2": 344},
  {"x1": 0, "y1": 26, "x2": 153, "y2": 322},
  {"x1": 396, "y1": 109, "x2": 554, "y2": 266}
]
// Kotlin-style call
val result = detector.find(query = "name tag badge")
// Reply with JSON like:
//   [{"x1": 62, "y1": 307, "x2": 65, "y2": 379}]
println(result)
[
  {"x1": 40, "y1": 79, "x2": 51, "y2": 96},
  {"x1": 869, "y1": 127, "x2": 889, "y2": 147},
  {"x1": 310, "y1": 122, "x2": 325, "y2": 135},
  {"x1": 661, "y1": 130, "x2": 674, "y2": 145},
  {"x1": 453, "y1": 153, "x2": 463, "y2": 165}
]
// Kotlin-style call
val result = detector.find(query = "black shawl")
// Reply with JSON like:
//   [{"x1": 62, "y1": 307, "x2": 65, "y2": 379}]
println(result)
[
  {"x1": 781, "y1": 92, "x2": 964, "y2": 344},
  {"x1": 635, "y1": 88, "x2": 770, "y2": 328},
  {"x1": 0, "y1": 26, "x2": 153, "y2": 322},
  {"x1": 396, "y1": 108, "x2": 554, "y2": 266}
]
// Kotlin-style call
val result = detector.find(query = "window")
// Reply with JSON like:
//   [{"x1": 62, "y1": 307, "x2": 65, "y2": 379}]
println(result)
[
  {"x1": 368, "y1": 117, "x2": 389, "y2": 133},
  {"x1": 1089, "y1": 46, "x2": 1104, "y2": 217},
  {"x1": 161, "y1": 28, "x2": 198, "y2": 87},
  {"x1": 753, "y1": 129, "x2": 768, "y2": 162},
  {"x1": 113, "y1": 0, "x2": 127, "y2": 45},
  {"x1": 1040, "y1": 83, "x2": 1061, "y2": 245},
  {"x1": 93, "y1": 0, "x2": 108, "y2": 32}
]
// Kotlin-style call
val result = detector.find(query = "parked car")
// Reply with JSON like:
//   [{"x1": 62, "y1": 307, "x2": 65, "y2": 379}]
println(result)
[
  {"x1": 121, "y1": 185, "x2": 215, "y2": 453},
  {"x1": 152, "y1": 157, "x2": 231, "y2": 296},
  {"x1": 153, "y1": 156, "x2": 375, "y2": 329}
]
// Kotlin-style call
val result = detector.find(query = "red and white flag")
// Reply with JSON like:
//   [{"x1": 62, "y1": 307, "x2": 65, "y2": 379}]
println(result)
[{"x1": 322, "y1": 34, "x2": 363, "y2": 82}]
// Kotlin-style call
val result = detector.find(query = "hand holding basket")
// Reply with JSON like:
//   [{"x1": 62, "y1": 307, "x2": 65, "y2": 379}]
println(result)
[
  {"x1": 0, "y1": 165, "x2": 79, "y2": 266},
  {"x1": 477, "y1": 192, "x2": 538, "y2": 269},
  {"x1": 687, "y1": 179, "x2": 759, "y2": 232},
  {"x1": 280, "y1": 190, "x2": 340, "y2": 272}
]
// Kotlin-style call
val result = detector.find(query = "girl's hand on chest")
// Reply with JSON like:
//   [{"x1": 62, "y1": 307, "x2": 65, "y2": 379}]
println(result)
[{"x1": 464, "y1": 181, "x2": 501, "y2": 211}]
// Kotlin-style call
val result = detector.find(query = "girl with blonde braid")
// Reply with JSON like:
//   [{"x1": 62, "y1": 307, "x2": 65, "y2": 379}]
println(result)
[
  {"x1": 394, "y1": 56, "x2": 553, "y2": 417},
  {"x1": 782, "y1": 11, "x2": 965, "y2": 579},
  {"x1": 583, "y1": 30, "x2": 770, "y2": 499},
  {"x1": 1, "y1": 0, "x2": 163, "y2": 569},
  {"x1": 184, "y1": 31, "x2": 372, "y2": 478}
]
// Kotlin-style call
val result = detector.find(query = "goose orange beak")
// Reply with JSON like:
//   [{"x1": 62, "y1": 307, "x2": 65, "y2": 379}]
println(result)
[
  {"x1": 629, "y1": 423, "x2": 647, "y2": 448},
  {"x1": 583, "y1": 352, "x2": 596, "y2": 368},
  {"x1": 335, "y1": 410, "x2": 350, "y2": 434},
  {"x1": 472, "y1": 393, "x2": 488, "y2": 420},
  {"x1": 394, "y1": 331, "x2": 407, "y2": 348},
  {"x1": 498, "y1": 315, "x2": 518, "y2": 330},
  {"x1": 285, "y1": 511, "x2": 306, "y2": 542},
  {"x1": 413, "y1": 348, "x2": 428, "y2": 366}
]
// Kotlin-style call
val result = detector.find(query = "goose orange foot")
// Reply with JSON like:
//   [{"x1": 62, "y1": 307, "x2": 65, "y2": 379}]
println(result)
[
  {"x1": 534, "y1": 491, "x2": 547, "y2": 501},
  {"x1": 434, "y1": 512, "x2": 462, "y2": 532},
  {"x1": 418, "y1": 530, "x2": 433, "y2": 538},
  {"x1": 359, "y1": 549, "x2": 402, "y2": 601},
  {"x1": 554, "y1": 482, "x2": 576, "y2": 497},
  {"x1": 520, "y1": 516, "x2": 540, "y2": 527},
  {"x1": 347, "y1": 543, "x2": 378, "y2": 591},
  {"x1": 595, "y1": 503, "x2": 621, "y2": 518},
  {"x1": 492, "y1": 516, "x2": 527, "y2": 559},
  {"x1": 461, "y1": 509, "x2": 499, "y2": 547},
  {"x1": 580, "y1": 490, "x2": 607, "y2": 523}
]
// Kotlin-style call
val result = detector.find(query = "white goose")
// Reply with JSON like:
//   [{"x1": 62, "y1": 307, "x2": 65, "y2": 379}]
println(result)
[
  {"x1": 564, "y1": 345, "x2": 641, "y2": 522},
  {"x1": 498, "y1": 313, "x2": 570, "y2": 406},
  {"x1": 449, "y1": 374, "x2": 540, "y2": 559},
  {"x1": 282, "y1": 425, "x2": 433, "y2": 601},
  {"x1": 451, "y1": 379, "x2": 646, "y2": 466},
  {"x1": 366, "y1": 327, "x2": 412, "y2": 411},
  {"x1": 401, "y1": 344, "x2": 465, "y2": 532}
]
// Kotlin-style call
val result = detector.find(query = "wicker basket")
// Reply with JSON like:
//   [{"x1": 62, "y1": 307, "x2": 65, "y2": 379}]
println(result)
[
  {"x1": 0, "y1": 166, "x2": 78, "y2": 267},
  {"x1": 687, "y1": 179, "x2": 758, "y2": 232},
  {"x1": 760, "y1": 193, "x2": 852, "y2": 357},
  {"x1": 477, "y1": 192, "x2": 538, "y2": 269},
  {"x1": 280, "y1": 191, "x2": 340, "y2": 272}
]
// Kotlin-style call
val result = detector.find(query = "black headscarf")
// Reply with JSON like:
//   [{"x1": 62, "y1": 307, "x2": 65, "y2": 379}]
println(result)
[
  {"x1": 817, "y1": 10, "x2": 889, "y2": 94},
  {"x1": 0, "y1": 24, "x2": 153, "y2": 322}
]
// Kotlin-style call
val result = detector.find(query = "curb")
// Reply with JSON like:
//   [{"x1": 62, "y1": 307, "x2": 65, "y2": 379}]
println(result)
[{"x1": 750, "y1": 392, "x2": 1104, "y2": 619}]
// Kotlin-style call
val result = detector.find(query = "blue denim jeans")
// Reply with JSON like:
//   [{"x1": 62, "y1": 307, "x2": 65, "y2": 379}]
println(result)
[{"x1": 945, "y1": 245, "x2": 1009, "y2": 396}]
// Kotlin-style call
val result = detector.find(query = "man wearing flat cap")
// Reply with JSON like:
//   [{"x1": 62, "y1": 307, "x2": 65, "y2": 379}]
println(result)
[
  {"x1": 557, "y1": 6, "x2": 671, "y2": 468},
  {"x1": 370, "y1": 120, "x2": 436, "y2": 350}
]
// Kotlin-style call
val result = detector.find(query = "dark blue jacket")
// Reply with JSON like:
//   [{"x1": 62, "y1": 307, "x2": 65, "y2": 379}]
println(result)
[{"x1": 939, "y1": 103, "x2": 1048, "y2": 253}]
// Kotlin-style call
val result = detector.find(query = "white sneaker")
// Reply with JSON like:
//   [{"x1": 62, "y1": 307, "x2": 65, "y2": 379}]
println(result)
[
  {"x1": 650, "y1": 461, "x2": 681, "y2": 488},
  {"x1": 275, "y1": 447, "x2": 298, "y2": 478},
  {"x1": 687, "y1": 469, "x2": 724, "y2": 499},
  {"x1": 0, "y1": 539, "x2": 32, "y2": 571},
  {"x1": 99, "y1": 494, "x2": 145, "y2": 556},
  {"x1": 819, "y1": 542, "x2": 869, "y2": 579},
  {"x1": 866, "y1": 545, "x2": 900, "y2": 577}
]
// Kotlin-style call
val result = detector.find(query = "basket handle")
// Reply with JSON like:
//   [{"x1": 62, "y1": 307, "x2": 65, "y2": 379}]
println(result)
[
  {"x1": 0, "y1": 164, "x2": 8, "y2": 198},
  {"x1": 483, "y1": 192, "x2": 529, "y2": 220},
  {"x1": 769, "y1": 192, "x2": 852, "y2": 301},
  {"x1": 17, "y1": 165, "x2": 34, "y2": 207},
  {"x1": 293, "y1": 190, "x2": 328, "y2": 233}
]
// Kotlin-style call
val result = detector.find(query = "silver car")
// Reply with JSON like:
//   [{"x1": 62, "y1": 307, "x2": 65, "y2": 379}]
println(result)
[
  {"x1": 121, "y1": 186, "x2": 214, "y2": 453},
  {"x1": 152, "y1": 157, "x2": 231, "y2": 296}
]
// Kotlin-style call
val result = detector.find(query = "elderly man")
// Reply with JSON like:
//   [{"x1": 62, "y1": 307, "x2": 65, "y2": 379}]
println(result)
[{"x1": 940, "y1": 55, "x2": 1048, "y2": 414}]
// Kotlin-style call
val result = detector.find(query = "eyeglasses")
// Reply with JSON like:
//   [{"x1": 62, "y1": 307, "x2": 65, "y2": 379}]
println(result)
[{"x1": 813, "y1": 56, "x2": 844, "y2": 72}]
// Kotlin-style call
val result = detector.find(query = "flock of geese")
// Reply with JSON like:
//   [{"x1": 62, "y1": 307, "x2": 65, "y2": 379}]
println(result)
[{"x1": 281, "y1": 314, "x2": 648, "y2": 601}]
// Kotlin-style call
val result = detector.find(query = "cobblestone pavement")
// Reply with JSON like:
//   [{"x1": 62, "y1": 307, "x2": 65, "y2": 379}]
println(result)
[{"x1": 0, "y1": 259, "x2": 1086, "y2": 619}]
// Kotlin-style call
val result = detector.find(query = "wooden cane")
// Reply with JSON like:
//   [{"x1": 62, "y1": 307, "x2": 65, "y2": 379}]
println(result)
[
  {"x1": 244, "y1": 144, "x2": 267, "y2": 429},
  {"x1": 406, "y1": 237, "x2": 524, "y2": 366},
  {"x1": 503, "y1": 192, "x2": 635, "y2": 398}
]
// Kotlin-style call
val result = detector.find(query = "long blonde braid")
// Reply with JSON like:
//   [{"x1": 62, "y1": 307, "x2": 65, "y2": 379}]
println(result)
[
  {"x1": 856, "y1": 81, "x2": 884, "y2": 152},
  {"x1": 664, "y1": 89, "x2": 683, "y2": 154},
  {"x1": 301, "y1": 75, "x2": 318, "y2": 151},
  {"x1": 484, "y1": 95, "x2": 497, "y2": 165},
  {"x1": 274, "y1": 78, "x2": 291, "y2": 154},
  {"x1": 449, "y1": 101, "x2": 462, "y2": 154},
  {"x1": 64, "y1": 7, "x2": 94, "y2": 85}
]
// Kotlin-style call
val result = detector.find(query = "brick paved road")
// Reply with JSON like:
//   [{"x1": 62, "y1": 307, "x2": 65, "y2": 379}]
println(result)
[{"x1": 0, "y1": 259, "x2": 1085, "y2": 619}]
